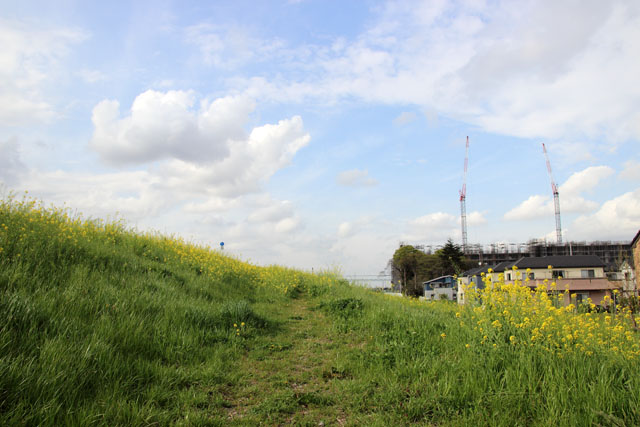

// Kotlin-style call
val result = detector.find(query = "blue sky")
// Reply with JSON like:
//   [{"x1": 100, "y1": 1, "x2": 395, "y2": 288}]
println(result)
[{"x1": 1, "y1": 0, "x2": 639, "y2": 276}]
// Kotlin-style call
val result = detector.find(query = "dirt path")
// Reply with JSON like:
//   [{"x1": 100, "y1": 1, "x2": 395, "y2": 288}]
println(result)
[{"x1": 223, "y1": 300, "x2": 358, "y2": 425}]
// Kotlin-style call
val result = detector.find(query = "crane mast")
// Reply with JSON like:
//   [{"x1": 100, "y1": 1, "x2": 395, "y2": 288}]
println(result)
[
  {"x1": 460, "y1": 136, "x2": 469, "y2": 252},
  {"x1": 542, "y1": 143, "x2": 563, "y2": 245}
]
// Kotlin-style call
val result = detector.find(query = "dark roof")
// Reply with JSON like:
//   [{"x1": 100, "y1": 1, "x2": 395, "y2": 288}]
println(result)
[
  {"x1": 462, "y1": 265, "x2": 491, "y2": 276},
  {"x1": 513, "y1": 255, "x2": 605, "y2": 269},
  {"x1": 461, "y1": 261, "x2": 517, "y2": 276},
  {"x1": 492, "y1": 260, "x2": 517, "y2": 272},
  {"x1": 632, "y1": 229, "x2": 640, "y2": 248},
  {"x1": 423, "y1": 275, "x2": 455, "y2": 284}
]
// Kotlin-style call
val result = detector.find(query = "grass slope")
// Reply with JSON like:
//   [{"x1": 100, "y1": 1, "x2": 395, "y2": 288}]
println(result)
[{"x1": 1, "y1": 195, "x2": 639, "y2": 426}]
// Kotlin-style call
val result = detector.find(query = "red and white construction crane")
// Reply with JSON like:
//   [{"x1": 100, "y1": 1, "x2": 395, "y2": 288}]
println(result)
[
  {"x1": 542, "y1": 143, "x2": 563, "y2": 244},
  {"x1": 459, "y1": 136, "x2": 469, "y2": 252}
]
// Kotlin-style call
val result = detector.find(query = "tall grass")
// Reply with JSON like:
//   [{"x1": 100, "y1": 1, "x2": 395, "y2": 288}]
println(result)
[
  {"x1": 1, "y1": 193, "x2": 639, "y2": 425},
  {"x1": 0, "y1": 194, "x2": 341, "y2": 424},
  {"x1": 316, "y1": 277, "x2": 640, "y2": 425}
]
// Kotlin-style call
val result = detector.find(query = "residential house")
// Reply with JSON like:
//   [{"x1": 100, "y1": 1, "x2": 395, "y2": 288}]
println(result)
[
  {"x1": 606, "y1": 260, "x2": 636, "y2": 295},
  {"x1": 458, "y1": 255, "x2": 617, "y2": 306},
  {"x1": 423, "y1": 275, "x2": 456, "y2": 301},
  {"x1": 505, "y1": 255, "x2": 615, "y2": 306},
  {"x1": 457, "y1": 264, "x2": 492, "y2": 304}
]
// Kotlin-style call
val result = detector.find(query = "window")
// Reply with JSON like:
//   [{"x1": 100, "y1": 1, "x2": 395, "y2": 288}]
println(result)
[
  {"x1": 527, "y1": 272, "x2": 535, "y2": 280},
  {"x1": 581, "y1": 269, "x2": 595, "y2": 278},
  {"x1": 506, "y1": 273, "x2": 512, "y2": 281},
  {"x1": 552, "y1": 270, "x2": 564, "y2": 279},
  {"x1": 576, "y1": 292, "x2": 589, "y2": 304}
]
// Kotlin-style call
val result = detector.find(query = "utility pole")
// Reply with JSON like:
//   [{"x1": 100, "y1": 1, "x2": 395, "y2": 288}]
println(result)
[
  {"x1": 460, "y1": 136, "x2": 469, "y2": 253},
  {"x1": 542, "y1": 143, "x2": 563, "y2": 245}
]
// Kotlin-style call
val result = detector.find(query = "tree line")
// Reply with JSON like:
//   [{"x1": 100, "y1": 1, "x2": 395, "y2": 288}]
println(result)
[{"x1": 391, "y1": 238, "x2": 476, "y2": 297}]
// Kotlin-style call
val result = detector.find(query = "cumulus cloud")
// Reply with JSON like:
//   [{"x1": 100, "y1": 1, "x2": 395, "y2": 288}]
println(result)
[
  {"x1": 158, "y1": 115, "x2": 309, "y2": 198},
  {"x1": 90, "y1": 91, "x2": 255, "y2": 165},
  {"x1": 467, "y1": 210, "x2": 487, "y2": 226},
  {"x1": 559, "y1": 166, "x2": 614, "y2": 195},
  {"x1": 88, "y1": 89, "x2": 309, "y2": 199},
  {"x1": 336, "y1": 169, "x2": 378, "y2": 187},
  {"x1": 571, "y1": 189, "x2": 640, "y2": 240},
  {"x1": 11, "y1": 88, "x2": 311, "y2": 247},
  {"x1": 504, "y1": 165, "x2": 614, "y2": 220},
  {"x1": 504, "y1": 195, "x2": 552, "y2": 221},
  {"x1": 403, "y1": 212, "x2": 459, "y2": 242}
]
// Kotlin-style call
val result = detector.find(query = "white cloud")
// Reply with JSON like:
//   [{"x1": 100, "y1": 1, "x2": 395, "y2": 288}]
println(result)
[
  {"x1": 404, "y1": 212, "x2": 459, "y2": 242},
  {"x1": 620, "y1": 160, "x2": 640, "y2": 181},
  {"x1": 504, "y1": 195, "x2": 552, "y2": 221},
  {"x1": 467, "y1": 210, "x2": 487, "y2": 226},
  {"x1": 329, "y1": 231, "x2": 398, "y2": 276},
  {"x1": 90, "y1": 91, "x2": 255, "y2": 165},
  {"x1": 336, "y1": 216, "x2": 375, "y2": 238},
  {"x1": 9, "y1": 87, "x2": 311, "y2": 250},
  {"x1": 90, "y1": 90, "x2": 309, "y2": 198},
  {"x1": 571, "y1": 189, "x2": 640, "y2": 240},
  {"x1": 336, "y1": 169, "x2": 378, "y2": 187},
  {"x1": 0, "y1": 19, "x2": 86, "y2": 125},
  {"x1": 329, "y1": 215, "x2": 399, "y2": 276},
  {"x1": 275, "y1": 217, "x2": 300, "y2": 233},
  {"x1": 160, "y1": 116, "x2": 309, "y2": 198},
  {"x1": 247, "y1": 198, "x2": 294, "y2": 223},
  {"x1": 182, "y1": 197, "x2": 238, "y2": 214},
  {"x1": 559, "y1": 166, "x2": 614, "y2": 195},
  {"x1": 504, "y1": 165, "x2": 614, "y2": 220},
  {"x1": 19, "y1": 169, "x2": 166, "y2": 221},
  {"x1": 239, "y1": 0, "x2": 640, "y2": 145}
]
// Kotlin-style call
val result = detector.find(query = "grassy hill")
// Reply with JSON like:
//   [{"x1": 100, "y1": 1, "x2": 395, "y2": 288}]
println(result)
[{"x1": 1, "y1": 193, "x2": 639, "y2": 426}]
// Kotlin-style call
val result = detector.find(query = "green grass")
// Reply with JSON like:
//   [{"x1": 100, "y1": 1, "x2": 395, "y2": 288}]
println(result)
[{"x1": 1, "y1": 194, "x2": 639, "y2": 425}]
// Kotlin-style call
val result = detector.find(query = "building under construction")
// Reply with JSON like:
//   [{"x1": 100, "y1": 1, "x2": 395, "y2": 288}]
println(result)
[{"x1": 463, "y1": 240, "x2": 632, "y2": 271}]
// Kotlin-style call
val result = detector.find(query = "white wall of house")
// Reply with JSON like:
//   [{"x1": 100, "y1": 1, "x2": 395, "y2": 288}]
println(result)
[
  {"x1": 503, "y1": 266, "x2": 605, "y2": 282},
  {"x1": 424, "y1": 287, "x2": 455, "y2": 301}
]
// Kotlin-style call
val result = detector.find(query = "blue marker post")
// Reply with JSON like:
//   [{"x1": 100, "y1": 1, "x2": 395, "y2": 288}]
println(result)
[{"x1": 220, "y1": 241, "x2": 224, "y2": 251}]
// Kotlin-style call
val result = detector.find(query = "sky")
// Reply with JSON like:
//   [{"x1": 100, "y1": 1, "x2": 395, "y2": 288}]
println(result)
[{"x1": 1, "y1": 0, "x2": 639, "y2": 277}]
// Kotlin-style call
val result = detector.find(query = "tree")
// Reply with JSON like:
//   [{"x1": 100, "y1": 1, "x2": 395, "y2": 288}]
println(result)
[
  {"x1": 436, "y1": 238, "x2": 469, "y2": 276},
  {"x1": 390, "y1": 240, "x2": 475, "y2": 297},
  {"x1": 416, "y1": 253, "x2": 443, "y2": 282},
  {"x1": 392, "y1": 245, "x2": 423, "y2": 297}
]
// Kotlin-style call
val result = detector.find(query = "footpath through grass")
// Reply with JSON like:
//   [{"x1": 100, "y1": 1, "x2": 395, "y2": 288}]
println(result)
[{"x1": 1, "y1": 194, "x2": 640, "y2": 425}]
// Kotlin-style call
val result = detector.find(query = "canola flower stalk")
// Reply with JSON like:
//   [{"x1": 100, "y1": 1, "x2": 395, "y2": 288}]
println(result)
[{"x1": 458, "y1": 267, "x2": 640, "y2": 359}]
